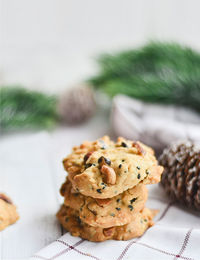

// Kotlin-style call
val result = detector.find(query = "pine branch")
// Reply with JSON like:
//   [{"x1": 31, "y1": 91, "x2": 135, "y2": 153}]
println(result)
[
  {"x1": 0, "y1": 87, "x2": 58, "y2": 131},
  {"x1": 89, "y1": 42, "x2": 200, "y2": 112}
]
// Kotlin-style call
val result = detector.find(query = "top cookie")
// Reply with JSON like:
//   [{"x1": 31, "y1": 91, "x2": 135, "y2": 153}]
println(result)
[{"x1": 63, "y1": 136, "x2": 163, "y2": 199}]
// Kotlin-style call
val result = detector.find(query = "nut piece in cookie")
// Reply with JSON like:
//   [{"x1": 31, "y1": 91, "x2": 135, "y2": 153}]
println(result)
[
  {"x1": 100, "y1": 165, "x2": 116, "y2": 185},
  {"x1": 0, "y1": 193, "x2": 19, "y2": 231}
]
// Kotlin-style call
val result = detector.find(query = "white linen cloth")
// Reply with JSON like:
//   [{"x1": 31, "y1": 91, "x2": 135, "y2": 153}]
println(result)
[
  {"x1": 111, "y1": 95, "x2": 200, "y2": 152},
  {"x1": 31, "y1": 184, "x2": 200, "y2": 260}
]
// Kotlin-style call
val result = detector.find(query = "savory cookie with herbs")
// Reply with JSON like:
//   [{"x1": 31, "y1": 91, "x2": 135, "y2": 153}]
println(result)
[
  {"x1": 60, "y1": 178, "x2": 148, "y2": 228},
  {"x1": 63, "y1": 136, "x2": 163, "y2": 198},
  {"x1": 0, "y1": 193, "x2": 19, "y2": 231},
  {"x1": 57, "y1": 204, "x2": 157, "y2": 242}
]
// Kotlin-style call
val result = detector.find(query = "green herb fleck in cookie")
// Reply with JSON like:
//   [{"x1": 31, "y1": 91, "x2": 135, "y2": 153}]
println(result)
[
  {"x1": 121, "y1": 142, "x2": 128, "y2": 147},
  {"x1": 130, "y1": 198, "x2": 137, "y2": 204},
  {"x1": 98, "y1": 156, "x2": 111, "y2": 166},
  {"x1": 146, "y1": 169, "x2": 150, "y2": 175},
  {"x1": 128, "y1": 205, "x2": 134, "y2": 211},
  {"x1": 85, "y1": 163, "x2": 93, "y2": 169}
]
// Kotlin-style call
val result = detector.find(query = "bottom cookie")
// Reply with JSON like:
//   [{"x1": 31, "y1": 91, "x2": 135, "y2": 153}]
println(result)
[
  {"x1": 0, "y1": 193, "x2": 19, "y2": 231},
  {"x1": 57, "y1": 205, "x2": 157, "y2": 242}
]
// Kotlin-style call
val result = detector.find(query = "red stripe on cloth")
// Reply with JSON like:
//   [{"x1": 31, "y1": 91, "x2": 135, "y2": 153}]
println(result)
[
  {"x1": 173, "y1": 229, "x2": 193, "y2": 260},
  {"x1": 56, "y1": 239, "x2": 101, "y2": 260},
  {"x1": 117, "y1": 240, "x2": 195, "y2": 260},
  {"x1": 117, "y1": 238, "x2": 140, "y2": 260},
  {"x1": 134, "y1": 241, "x2": 195, "y2": 260},
  {"x1": 32, "y1": 239, "x2": 84, "y2": 260},
  {"x1": 50, "y1": 239, "x2": 84, "y2": 260}
]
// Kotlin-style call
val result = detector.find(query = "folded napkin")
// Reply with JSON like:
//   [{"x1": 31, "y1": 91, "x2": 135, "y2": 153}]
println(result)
[
  {"x1": 30, "y1": 185, "x2": 200, "y2": 260},
  {"x1": 111, "y1": 95, "x2": 200, "y2": 152}
]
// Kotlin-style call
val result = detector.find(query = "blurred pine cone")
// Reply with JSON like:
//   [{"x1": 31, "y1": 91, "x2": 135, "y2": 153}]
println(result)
[
  {"x1": 159, "y1": 142, "x2": 200, "y2": 211},
  {"x1": 58, "y1": 85, "x2": 96, "y2": 124}
]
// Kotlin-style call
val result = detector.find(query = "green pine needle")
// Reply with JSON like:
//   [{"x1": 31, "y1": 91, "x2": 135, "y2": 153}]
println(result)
[
  {"x1": 89, "y1": 42, "x2": 200, "y2": 112},
  {"x1": 0, "y1": 87, "x2": 58, "y2": 131}
]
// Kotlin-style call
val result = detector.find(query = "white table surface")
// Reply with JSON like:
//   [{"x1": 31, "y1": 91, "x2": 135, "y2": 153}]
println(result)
[{"x1": 0, "y1": 112, "x2": 111, "y2": 259}]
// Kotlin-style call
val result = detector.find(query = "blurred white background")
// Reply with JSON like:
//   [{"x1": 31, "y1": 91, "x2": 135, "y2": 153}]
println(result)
[{"x1": 0, "y1": 0, "x2": 200, "y2": 93}]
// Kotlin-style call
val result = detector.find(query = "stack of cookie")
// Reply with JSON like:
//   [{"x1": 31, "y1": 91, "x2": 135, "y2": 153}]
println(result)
[{"x1": 57, "y1": 136, "x2": 163, "y2": 242}]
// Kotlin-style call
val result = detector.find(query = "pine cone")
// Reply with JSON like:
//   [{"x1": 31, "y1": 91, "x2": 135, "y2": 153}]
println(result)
[
  {"x1": 159, "y1": 141, "x2": 200, "y2": 211},
  {"x1": 58, "y1": 85, "x2": 96, "y2": 124}
]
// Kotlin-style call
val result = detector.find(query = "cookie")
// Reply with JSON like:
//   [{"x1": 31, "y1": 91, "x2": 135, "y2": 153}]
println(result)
[
  {"x1": 60, "y1": 178, "x2": 148, "y2": 228},
  {"x1": 57, "y1": 205, "x2": 157, "y2": 242},
  {"x1": 0, "y1": 193, "x2": 19, "y2": 231},
  {"x1": 63, "y1": 136, "x2": 163, "y2": 198}
]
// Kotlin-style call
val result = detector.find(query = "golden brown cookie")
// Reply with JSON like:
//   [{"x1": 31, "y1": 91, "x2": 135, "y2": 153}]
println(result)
[
  {"x1": 57, "y1": 205, "x2": 157, "y2": 242},
  {"x1": 0, "y1": 193, "x2": 19, "y2": 231},
  {"x1": 63, "y1": 136, "x2": 163, "y2": 198},
  {"x1": 60, "y1": 178, "x2": 148, "y2": 228}
]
